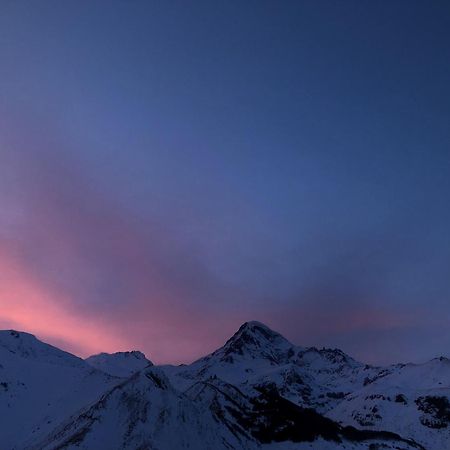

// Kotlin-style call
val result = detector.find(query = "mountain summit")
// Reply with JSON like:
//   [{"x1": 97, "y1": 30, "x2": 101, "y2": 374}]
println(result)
[
  {"x1": 85, "y1": 350, "x2": 152, "y2": 377},
  {"x1": 216, "y1": 320, "x2": 295, "y2": 363},
  {"x1": 0, "y1": 329, "x2": 84, "y2": 368}
]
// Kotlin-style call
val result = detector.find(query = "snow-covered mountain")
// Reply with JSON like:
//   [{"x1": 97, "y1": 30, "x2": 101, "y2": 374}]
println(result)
[
  {"x1": 0, "y1": 330, "x2": 118, "y2": 449},
  {"x1": 85, "y1": 351, "x2": 152, "y2": 377},
  {"x1": 28, "y1": 367, "x2": 422, "y2": 450},
  {"x1": 164, "y1": 321, "x2": 381, "y2": 412},
  {"x1": 327, "y1": 358, "x2": 450, "y2": 450},
  {"x1": 0, "y1": 322, "x2": 447, "y2": 449}
]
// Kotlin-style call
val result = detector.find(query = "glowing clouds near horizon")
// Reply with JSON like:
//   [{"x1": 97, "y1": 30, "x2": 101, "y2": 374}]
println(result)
[
  {"x1": 0, "y1": 250, "x2": 130, "y2": 357},
  {"x1": 0, "y1": 120, "x2": 446, "y2": 366},
  {"x1": 0, "y1": 138, "x2": 248, "y2": 363}
]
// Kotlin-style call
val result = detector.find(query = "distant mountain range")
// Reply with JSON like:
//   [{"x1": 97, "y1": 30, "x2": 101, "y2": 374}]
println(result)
[{"x1": 1, "y1": 321, "x2": 449, "y2": 449}]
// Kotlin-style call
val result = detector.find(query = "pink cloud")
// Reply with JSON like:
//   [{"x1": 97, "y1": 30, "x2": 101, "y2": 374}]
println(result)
[
  {"x1": 0, "y1": 243, "x2": 131, "y2": 356},
  {"x1": 0, "y1": 125, "x2": 248, "y2": 362}
]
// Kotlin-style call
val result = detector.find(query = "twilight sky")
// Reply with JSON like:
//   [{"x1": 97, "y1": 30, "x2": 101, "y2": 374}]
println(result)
[{"x1": 0, "y1": 1, "x2": 449, "y2": 365}]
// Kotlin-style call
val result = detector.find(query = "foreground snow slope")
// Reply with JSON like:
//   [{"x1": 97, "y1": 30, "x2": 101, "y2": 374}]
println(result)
[{"x1": 28, "y1": 366, "x2": 422, "y2": 450}]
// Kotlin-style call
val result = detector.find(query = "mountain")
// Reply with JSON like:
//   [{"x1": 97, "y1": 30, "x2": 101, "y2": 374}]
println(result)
[
  {"x1": 0, "y1": 330, "x2": 119, "y2": 450},
  {"x1": 161, "y1": 321, "x2": 448, "y2": 449},
  {"x1": 85, "y1": 351, "x2": 152, "y2": 377},
  {"x1": 163, "y1": 321, "x2": 302, "y2": 389},
  {"x1": 0, "y1": 322, "x2": 447, "y2": 449},
  {"x1": 327, "y1": 357, "x2": 450, "y2": 450},
  {"x1": 27, "y1": 367, "x2": 256, "y2": 450},
  {"x1": 164, "y1": 321, "x2": 381, "y2": 412},
  {"x1": 28, "y1": 366, "x2": 422, "y2": 450}
]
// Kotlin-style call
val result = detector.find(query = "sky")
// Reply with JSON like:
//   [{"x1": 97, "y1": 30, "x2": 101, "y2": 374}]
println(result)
[{"x1": 0, "y1": 0, "x2": 449, "y2": 365}]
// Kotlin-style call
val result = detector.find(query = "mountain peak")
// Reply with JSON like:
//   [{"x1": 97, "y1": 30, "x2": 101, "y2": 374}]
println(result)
[
  {"x1": 85, "y1": 350, "x2": 152, "y2": 377},
  {"x1": 0, "y1": 330, "x2": 39, "y2": 356},
  {"x1": 110, "y1": 350, "x2": 148, "y2": 360},
  {"x1": 212, "y1": 320, "x2": 294, "y2": 363},
  {"x1": 0, "y1": 330, "x2": 84, "y2": 367},
  {"x1": 232, "y1": 320, "x2": 291, "y2": 344},
  {"x1": 1, "y1": 329, "x2": 37, "y2": 341},
  {"x1": 239, "y1": 320, "x2": 274, "y2": 332}
]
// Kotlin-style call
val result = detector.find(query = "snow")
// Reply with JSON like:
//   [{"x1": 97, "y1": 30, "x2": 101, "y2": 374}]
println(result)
[
  {"x1": 0, "y1": 323, "x2": 445, "y2": 449},
  {"x1": 85, "y1": 350, "x2": 152, "y2": 377},
  {"x1": 29, "y1": 368, "x2": 256, "y2": 450},
  {"x1": 0, "y1": 330, "x2": 120, "y2": 449},
  {"x1": 327, "y1": 358, "x2": 450, "y2": 450}
]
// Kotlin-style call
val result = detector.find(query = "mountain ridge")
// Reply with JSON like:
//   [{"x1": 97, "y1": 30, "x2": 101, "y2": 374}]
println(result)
[{"x1": 1, "y1": 322, "x2": 449, "y2": 449}]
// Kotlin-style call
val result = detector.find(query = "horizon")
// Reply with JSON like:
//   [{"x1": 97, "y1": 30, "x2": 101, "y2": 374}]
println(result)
[
  {"x1": 1, "y1": 1, "x2": 450, "y2": 366},
  {"x1": 2, "y1": 320, "x2": 447, "y2": 368}
]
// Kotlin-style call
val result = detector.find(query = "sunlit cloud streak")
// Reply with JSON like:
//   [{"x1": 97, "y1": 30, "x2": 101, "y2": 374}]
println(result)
[
  {"x1": 0, "y1": 114, "x2": 447, "y2": 365},
  {"x1": 0, "y1": 119, "x2": 247, "y2": 361}
]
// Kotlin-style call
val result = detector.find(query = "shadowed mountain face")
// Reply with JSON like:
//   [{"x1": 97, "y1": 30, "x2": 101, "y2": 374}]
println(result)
[{"x1": 1, "y1": 323, "x2": 448, "y2": 449}]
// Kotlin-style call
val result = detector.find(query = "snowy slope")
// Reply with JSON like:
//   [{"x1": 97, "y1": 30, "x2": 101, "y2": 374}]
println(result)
[
  {"x1": 327, "y1": 358, "x2": 450, "y2": 450},
  {"x1": 0, "y1": 330, "x2": 119, "y2": 449},
  {"x1": 28, "y1": 367, "x2": 422, "y2": 450},
  {"x1": 85, "y1": 351, "x2": 152, "y2": 377},
  {"x1": 27, "y1": 367, "x2": 257, "y2": 450}
]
